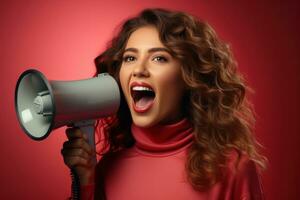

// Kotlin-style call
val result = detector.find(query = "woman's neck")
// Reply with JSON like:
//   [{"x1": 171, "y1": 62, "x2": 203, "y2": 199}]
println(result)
[{"x1": 131, "y1": 118, "x2": 194, "y2": 156}]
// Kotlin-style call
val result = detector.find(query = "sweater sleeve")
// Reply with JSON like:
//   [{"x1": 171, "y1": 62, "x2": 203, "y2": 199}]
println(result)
[
  {"x1": 232, "y1": 155, "x2": 265, "y2": 200},
  {"x1": 80, "y1": 184, "x2": 95, "y2": 200}
]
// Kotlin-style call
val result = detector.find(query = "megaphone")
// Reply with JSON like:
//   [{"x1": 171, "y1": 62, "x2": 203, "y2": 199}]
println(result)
[{"x1": 15, "y1": 69, "x2": 120, "y2": 161}]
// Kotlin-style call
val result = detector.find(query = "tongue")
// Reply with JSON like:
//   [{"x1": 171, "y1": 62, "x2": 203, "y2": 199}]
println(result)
[{"x1": 135, "y1": 96, "x2": 154, "y2": 109}]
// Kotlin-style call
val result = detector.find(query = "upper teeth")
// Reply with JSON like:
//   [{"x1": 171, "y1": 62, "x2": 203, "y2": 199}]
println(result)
[{"x1": 132, "y1": 86, "x2": 153, "y2": 91}]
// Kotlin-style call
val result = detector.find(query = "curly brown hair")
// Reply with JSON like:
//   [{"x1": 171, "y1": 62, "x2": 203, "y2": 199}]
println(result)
[{"x1": 93, "y1": 8, "x2": 266, "y2": 197}]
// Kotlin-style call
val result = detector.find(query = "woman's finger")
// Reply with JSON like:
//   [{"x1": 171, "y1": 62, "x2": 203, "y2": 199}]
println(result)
[
  {"x1": 66, "y1": 128, "x2": 89, "y2": 142},
  {"x1": 66, "y1": 128, "x2": 82, "y2": 139},
  {"x1": 63, "y1": 155, "x2": 91, "y2": 168},
  {"x1": 61, "y1": 148, "x2": 90, "y2": 160},
  {"x1": 63, "y1": 138, "x2": 93, "y2": 154}
]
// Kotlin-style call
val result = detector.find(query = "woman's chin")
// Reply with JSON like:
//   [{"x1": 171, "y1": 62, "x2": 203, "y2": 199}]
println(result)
[{"x1": 131, "y1": 115, "x2": 158, "y2": 128}]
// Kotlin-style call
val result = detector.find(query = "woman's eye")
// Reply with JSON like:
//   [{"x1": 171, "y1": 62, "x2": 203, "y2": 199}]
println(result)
[
  {"x1": 153, "y1": 56, "x2": 168, "y2": 62},
  {"x1": 123, "y1": 56, "x2": 135, "y2": 62}
]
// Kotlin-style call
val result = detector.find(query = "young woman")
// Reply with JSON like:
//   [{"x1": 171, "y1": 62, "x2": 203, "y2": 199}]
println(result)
[{"x1": 61, "y1": 8, "x2": 266, "y2": 200}]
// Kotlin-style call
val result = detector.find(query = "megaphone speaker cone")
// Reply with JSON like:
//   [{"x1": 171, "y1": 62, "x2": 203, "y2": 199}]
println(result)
[{"x1": 15, "y1": 69, "x2": 55, "y2": 140}]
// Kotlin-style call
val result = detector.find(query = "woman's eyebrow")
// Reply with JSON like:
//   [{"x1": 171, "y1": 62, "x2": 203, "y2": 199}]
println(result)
[{"x1": 123, "y1": 47, "x2": 170, "y2": 54}]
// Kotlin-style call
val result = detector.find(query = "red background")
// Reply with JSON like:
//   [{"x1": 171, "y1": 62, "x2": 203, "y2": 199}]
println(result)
[{"x1": 1, "y1": 0, "x2": 299, "y2": 199}]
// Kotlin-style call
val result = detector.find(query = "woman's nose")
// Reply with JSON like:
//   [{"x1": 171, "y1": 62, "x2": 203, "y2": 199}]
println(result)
[{"x1": 132, "y1": 61, "x2": 150, "y2": 77}]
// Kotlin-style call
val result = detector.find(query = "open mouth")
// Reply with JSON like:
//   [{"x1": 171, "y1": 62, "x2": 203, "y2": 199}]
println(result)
[{"x1": 131, "y1": 85, "x2": 156, "y2": 112}]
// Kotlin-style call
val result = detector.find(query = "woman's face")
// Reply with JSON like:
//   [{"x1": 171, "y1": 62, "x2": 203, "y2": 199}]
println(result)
[{"x1": 119, "y1": 26, "x2": 185, "y2": 127}]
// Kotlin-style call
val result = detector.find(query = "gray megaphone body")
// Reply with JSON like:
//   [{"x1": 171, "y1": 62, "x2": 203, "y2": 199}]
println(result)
[{"x1": 15, "y1": 69, "x2": 120, "y2": 163}]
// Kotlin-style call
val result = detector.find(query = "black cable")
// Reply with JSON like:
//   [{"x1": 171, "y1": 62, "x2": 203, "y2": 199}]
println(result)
[{"x1": 71, "y1": 169, "x2": 80, "y2": 200}]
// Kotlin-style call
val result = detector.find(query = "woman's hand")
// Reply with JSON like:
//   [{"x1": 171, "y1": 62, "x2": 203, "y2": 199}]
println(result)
[{"x1": 61, "y1": 128, "x2": 96, "y2": 185}]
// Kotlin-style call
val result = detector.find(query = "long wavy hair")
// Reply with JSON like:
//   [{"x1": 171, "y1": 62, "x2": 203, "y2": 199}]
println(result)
[{"x1": 93, "y1": 8, "x2": 266, "y2": 198}]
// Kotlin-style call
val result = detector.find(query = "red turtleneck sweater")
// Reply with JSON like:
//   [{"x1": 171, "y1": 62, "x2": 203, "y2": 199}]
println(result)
[{"x1": 80, "y1": 119, "x2": 264, "y2": 200}]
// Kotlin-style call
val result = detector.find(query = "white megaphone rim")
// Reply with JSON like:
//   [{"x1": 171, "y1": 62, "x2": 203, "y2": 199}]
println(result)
[{"x1": 15, "y1": 69, "x2": 56, "y2": 140}]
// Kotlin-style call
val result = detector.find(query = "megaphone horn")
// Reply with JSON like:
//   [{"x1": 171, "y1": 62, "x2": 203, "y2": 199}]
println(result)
[{"x1": 15, "y1": 69, "x2": 120, "y2": 144}]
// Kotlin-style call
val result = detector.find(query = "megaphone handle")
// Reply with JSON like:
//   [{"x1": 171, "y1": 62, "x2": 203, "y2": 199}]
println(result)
[
  {"x1": 74, "y1": 120, "x2": 97, "y2": 164},
  {"x1": 70, "y1": 120, "x2": 97, "y2": 200}
]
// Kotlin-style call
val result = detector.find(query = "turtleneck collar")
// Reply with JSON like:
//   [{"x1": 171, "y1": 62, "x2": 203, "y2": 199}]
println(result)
[{"x1": 131, "y1": 118, "x2": 194, "y2": 157}]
